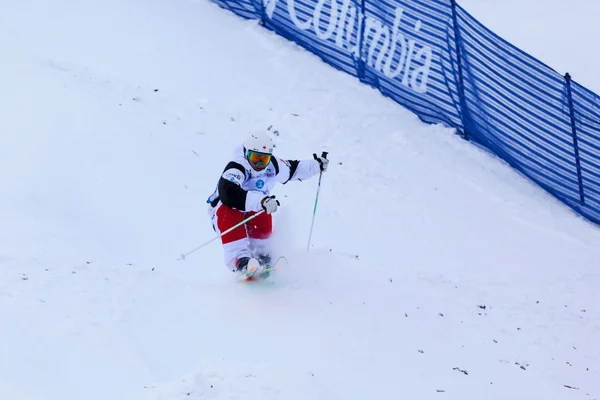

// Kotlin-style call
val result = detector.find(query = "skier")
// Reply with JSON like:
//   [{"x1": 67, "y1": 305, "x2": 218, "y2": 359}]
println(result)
[{"x1": 206, "y1": 131, "x2": 329, "y2": 278}]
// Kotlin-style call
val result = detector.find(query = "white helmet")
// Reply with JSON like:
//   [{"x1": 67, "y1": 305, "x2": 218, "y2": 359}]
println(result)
[
  {"x1": 243, "y1": 131, "x2": 274, "y2": 170},
  {"x1": 243, "y1": 131, "x2": 274, "y2": 154}
]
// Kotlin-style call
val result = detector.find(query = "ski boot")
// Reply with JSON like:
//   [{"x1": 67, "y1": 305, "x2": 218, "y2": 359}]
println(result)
[
  {"x1": 235, "y1": 257, "x2": 264, "y2": 280},
  {"x1": 257, "y1": 253, "x2": 273, "y2": 278},
  {"x1": 257, "y1": 253, "x2": 272, "y2": 268}
]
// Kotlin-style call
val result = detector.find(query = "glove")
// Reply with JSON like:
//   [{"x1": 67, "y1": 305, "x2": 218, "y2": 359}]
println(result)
[
  {"x1": 314, "y1": 152, "x2": 329, "y2": 172},
  {"x1": 261, "y1": 195, "x2": 280, "y2": 214}
]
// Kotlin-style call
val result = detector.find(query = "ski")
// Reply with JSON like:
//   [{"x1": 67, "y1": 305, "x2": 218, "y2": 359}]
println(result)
[
  {"x1": 242, "y1": 256, "x2": 288, "y2": 282},
  {"x1": 261, "y1": 255, "x2": 288, "y2": 279}
]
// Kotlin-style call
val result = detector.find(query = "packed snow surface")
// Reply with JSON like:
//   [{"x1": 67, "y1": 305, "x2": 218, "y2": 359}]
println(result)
[{"x1": 1, "y1": 0, "x2": 599, "y2": 399}]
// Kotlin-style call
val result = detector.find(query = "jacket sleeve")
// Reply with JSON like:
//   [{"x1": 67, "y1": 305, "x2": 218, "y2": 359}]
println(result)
[
  {"x1": 275, "y1": 158, "x2": 321, "y2": 184},
  {"x1": 218, "y1": 162, "x2": 264, "y2": 212}
]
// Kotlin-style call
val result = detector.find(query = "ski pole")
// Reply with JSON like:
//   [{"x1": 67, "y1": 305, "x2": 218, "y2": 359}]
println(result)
[
  {"x1": 307, "y1": 151, "x2": 328, "y2": 252},
  {"x1": 178, "y1": 210, "x2": 265, "y2": 261}
]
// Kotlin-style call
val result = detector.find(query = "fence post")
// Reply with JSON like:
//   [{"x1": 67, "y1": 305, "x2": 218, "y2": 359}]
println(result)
[
  {"x1": 356, "y1": 0, "x2": 367, "y2": 81},
  {"x1": 564, "y1": 72, "x2": 585, "y2": 204},
  {"x1": 450, "y1": 0, "x2": 470, "y2": 140},
  {"x1": 258, "y1": 0, "x2": 266, "y2": 25}
]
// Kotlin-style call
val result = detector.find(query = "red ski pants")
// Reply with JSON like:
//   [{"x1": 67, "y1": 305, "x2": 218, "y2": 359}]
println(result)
[
  {"x1": 215, "y1": 204, "x2": 272, "y2": 244},
  {"x1": 211, "y1": 203, "x2": 272, "y2": 271}
]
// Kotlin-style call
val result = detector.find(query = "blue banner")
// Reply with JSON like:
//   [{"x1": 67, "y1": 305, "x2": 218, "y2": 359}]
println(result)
[
  {"x1": 262, "y1": 0, "x2": 363, "y2": 77},
  {"x1": 211, "y1": 0, "x2": 263, "y2": 19},
  {"x1": 455, "y1": 4, "x2": 581, "y2": 205},
  {"x1": 209, "y1": 0, "x2": 600, "y2": 226},
  {"x1": 360, "y1": 0, "x2": 462, "y2": 128}
]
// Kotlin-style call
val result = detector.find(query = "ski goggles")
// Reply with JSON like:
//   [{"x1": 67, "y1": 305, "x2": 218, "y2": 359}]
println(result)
[{"x1": 247, "y1": 150, "x2": 272, "y2": 168}]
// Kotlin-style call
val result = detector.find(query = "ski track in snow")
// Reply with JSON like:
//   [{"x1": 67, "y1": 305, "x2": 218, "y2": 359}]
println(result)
[{"x1": 0, "y1": 0, "x2": 599, "y2": 399}]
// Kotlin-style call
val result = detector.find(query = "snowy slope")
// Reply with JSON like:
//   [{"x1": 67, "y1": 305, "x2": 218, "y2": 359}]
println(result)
[{"x1": 1, "y1": 0, "x2": 599, "y2": 399}]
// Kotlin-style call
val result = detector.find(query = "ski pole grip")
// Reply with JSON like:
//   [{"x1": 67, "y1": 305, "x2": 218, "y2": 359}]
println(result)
[{"x1": 321, "y1": 151, "x2": 328, "y2": 159}]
